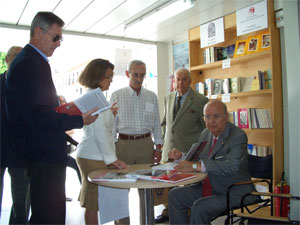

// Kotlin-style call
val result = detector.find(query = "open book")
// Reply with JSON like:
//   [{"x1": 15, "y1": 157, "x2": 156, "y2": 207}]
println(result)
[
  {"x1": 126, "y1": 169, "x2": 196, "y2": 184},
  {"x1": 55, "y1": 88, "x2": 111, "y2": 116},
  {"x1": 90, "y1": 172, "x2": 137, "y2": 182},
  {"x1": 151, "y1": 142, "x2": 201, "y2": 171}
]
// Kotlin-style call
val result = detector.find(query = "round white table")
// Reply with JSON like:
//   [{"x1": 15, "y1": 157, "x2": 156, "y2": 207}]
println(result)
[{"x1": 89, "y1": 164, "x2": 207, "y2": 225}]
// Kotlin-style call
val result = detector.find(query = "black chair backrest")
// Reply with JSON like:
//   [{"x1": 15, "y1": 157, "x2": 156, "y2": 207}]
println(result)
[{"x1": 248, "y1": 154, "x2": 273, "y2": 180}]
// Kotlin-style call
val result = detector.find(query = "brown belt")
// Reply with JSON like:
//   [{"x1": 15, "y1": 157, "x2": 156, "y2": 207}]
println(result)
[{"x1": 118, "y1": 133, "x2": 150, "y2": 140}]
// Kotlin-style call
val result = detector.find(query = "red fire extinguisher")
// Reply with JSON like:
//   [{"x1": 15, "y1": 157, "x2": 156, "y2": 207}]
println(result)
[{"x1": 274, "y1": 172, "x2": 290, "y2": 217}]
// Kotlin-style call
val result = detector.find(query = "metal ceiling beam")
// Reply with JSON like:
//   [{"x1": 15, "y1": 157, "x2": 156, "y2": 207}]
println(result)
[{"x1": 0, "y1": 22, "x2": 162, "y2": 45}]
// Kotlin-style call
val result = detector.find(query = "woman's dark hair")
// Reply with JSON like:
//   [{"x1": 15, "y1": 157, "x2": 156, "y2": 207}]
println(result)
[{"x1": 78, "y1": 59, "x2": 114, "y2": 89}]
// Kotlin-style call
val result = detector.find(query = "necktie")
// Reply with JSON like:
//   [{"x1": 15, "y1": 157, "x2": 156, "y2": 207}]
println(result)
[
  {"x1": 174, "y1": 96, "x2": 182, "y2": 120},
  {"x1": 202, "y1": 137, "x2": 217, "y2": 197}
]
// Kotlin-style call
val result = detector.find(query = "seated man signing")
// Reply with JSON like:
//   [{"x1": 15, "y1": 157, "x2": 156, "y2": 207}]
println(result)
[{"x1": 168, "y1": 100, "x2": 256, "y2": 225}]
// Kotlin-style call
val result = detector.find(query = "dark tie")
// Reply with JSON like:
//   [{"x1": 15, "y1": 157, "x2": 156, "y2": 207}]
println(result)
[
  {"x1": 174, "y1": 96, "x2": 182, "y2": 120},
  {"x1": 202, "y1": 138, "x2": 217, "y2": 197}
]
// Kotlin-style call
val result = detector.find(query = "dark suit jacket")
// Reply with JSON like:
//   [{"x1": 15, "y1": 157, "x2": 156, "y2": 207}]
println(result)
[
  {"x1": 161, "y1": 88, "x2": 208, "y2": 161},
  {"x1": 197, "y1": 122, "x2": 255, "y2": 202},
  {"x1": 1, "y1": 72, "x2": 24, "y2": 168},
  {"x1": 5, "y1": 44, "x2": 83, "y2": 164}
]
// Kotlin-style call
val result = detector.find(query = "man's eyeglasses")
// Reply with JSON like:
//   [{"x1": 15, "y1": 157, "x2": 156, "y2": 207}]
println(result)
[
  {"x1": 130, "y1": 72, "x2": 146, "y2": 78},
  {"x1": 40, "y1": 27, "x2": 63, "y2": 42},
  {"x1": 52, "y1": 34, "x2": 63, "y2": 42},
  {"x1": 203, "y1": 114, "x2": 224, "y2": 121}
]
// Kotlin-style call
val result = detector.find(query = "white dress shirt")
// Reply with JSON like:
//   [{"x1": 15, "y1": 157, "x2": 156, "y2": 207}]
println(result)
[
  {"x1": 110, "y1": 86, "x2": 163, "y2": 145},
  {"x1": 77, "y1": 90, "x2": 117, "y2": 165}
]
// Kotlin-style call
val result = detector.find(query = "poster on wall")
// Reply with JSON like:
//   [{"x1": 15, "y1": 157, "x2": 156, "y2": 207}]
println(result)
[
  {"x1": 236, "y1": 0, "x2": 268, "y2": 36},
  {"x1": 114, "y1": 48, "x2": 132, "y2": 76},
  {"x1": 173, "y1": 41, "x2": 189, "y2": 71},
  {"x1": 200, "y1": 17, "x2": 224, "y2": 48}
]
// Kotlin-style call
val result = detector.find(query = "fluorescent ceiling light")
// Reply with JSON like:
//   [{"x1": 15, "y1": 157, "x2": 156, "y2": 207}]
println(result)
[{"x1": 124, "y1": 0, "x2": 194, "y2": 31}]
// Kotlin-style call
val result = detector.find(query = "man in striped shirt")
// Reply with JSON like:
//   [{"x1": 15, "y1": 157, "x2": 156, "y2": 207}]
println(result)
[{"x1": 110, "y1": 59, "x2": 163, "y2": 224}]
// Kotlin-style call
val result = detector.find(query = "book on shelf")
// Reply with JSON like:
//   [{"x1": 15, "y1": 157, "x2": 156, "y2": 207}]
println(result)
[
  {"x1": 55, "y1": 88, "x2": 111, "y2": 116},
  {"x1": 228, "y1": 111, "x2": 238, "y2": 127},
  {"x1": 240, "y1": 76, "x2": 260, "y2": 92},
  {"x1": 91, "y1": 172, "x2": 137, "y2": 182},
  {"x1": 237, "y1": 108, "x2": 251, "y2": 129},
  {"x1": 230, "y1": 77, "x2": 242, "y2": 93},
  {"x1": 260, "y1": 31, "x2": 271, "y2": 52},
  {"x1": 264, "y1": 69, "x2": 272, "y2": 89},
  {"x1": 248, "y1": 144, "x2": 272, "y2": 157},
  {"x1": 222, "y1": 78, "x2": 230, "y2": 94},
  {"x1": 258, "y1": 70, "x2": 266, "y2": 90},
  {"x1": 205, "y1": 78, "x2": 214, "y2": 96},
  {"x1": 213, "y1": 79, "x2": 223, "y2": 95},
  {"x1": 198, "y1": 82, "x2": 205, "y2": 95},
  {"x1": 233, "y1": 40, "x2": 247, "y2": 58},
  {"x1": 224, "y1": 44, "x2": 236, "y2": 59},
  {"x1": 246, "y1": 35, "x2": 261, "y2": 55}
]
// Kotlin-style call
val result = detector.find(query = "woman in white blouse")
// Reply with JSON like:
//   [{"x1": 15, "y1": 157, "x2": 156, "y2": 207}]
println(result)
[{"x1": 76, "y1": 59, "x2": 127, "y2": 225}]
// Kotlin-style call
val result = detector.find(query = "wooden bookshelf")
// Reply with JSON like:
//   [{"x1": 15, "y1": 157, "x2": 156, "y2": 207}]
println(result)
[{"x1": 188, "y1": 0, "x2": 283, "y2": 188}]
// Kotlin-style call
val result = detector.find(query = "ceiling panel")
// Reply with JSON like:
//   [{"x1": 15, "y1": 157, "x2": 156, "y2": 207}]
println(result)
[
  {"x1": 65, "y1": 0, "x2": 126, "y2": 32},
  {"x1": 0, "y1": 0, "x2": 28, "y2": 24},
  {"x1": 0, "y1": 0, "x2": 265, "y2": 43},
  {"x1": 18, "y1": 0, "x2": 61, "y2": 25},
  {"x1": 86, "y1": 0, "x2": 161, "y2": 35},
  {"x1": 53, "y1": 0, "x2": 94, "y2": 29}
]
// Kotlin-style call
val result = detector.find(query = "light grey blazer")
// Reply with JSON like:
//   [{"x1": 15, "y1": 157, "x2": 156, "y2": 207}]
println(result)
[{"x1": 161, "y1": 88, "x2": 208, "y2": 162}]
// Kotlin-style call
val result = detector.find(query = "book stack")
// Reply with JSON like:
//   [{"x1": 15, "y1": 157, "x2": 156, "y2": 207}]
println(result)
[{"x1": 248, "y1": 144, "x2": 273, "y2": 157}]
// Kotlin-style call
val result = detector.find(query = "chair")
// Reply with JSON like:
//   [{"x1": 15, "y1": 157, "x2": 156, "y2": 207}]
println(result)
[{"x1": 225, "y1": 154, "x2": 273, "y2": 225}]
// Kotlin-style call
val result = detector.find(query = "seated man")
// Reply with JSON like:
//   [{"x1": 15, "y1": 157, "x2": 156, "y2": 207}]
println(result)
[{"x1": 168, "y1": 99, "x2": 256, "y2": 225}]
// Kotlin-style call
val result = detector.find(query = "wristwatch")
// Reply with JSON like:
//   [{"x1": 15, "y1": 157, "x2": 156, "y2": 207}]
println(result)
[{"x1": 192, "y1": 163, "x2": 197, "y2": 171}]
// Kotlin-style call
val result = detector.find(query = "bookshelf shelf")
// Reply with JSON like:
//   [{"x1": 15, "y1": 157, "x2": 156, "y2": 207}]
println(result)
[
  {"x1": 188, "y1": 0, "x2": 283, "y2": 189},
  {"x1": 208, "y1": 89, "x2": 272, "y2": 100},
  {"x1": 191, "y1": 50, "x2": 271, "y2": 71},
  {"x1": 244, "y1": 129, "x2": 274, "y2": 134}
]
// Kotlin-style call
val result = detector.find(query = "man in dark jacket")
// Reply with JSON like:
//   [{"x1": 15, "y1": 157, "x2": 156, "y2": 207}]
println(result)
[
  {"x1": 1, "y1": 46, "x2": 30, "y2": 224},
  {"x1": 5, "y1": 12, "x2": 98, "y2": 224}
]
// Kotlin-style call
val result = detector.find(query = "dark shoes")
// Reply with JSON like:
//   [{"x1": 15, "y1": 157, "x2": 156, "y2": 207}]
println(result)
[
  {"x1": 155, "y1": 214, "x2": 169, "y2": 223},
  {"x1": 155, "y1": 208, "x2": 169, "y2": 223}
]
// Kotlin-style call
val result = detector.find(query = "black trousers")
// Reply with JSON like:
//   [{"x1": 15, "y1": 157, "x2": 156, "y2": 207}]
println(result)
[{"x1": 27, "y1": 162, "x2": 66, "y2": 225}]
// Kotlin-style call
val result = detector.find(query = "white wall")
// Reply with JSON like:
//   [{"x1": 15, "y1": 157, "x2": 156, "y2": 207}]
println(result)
[
  {"x1": 281, "y1": 0, "x2": 300, "y2": 221},
  {"x1": 157, "y1": 42, "x2": 173, "y2": 120}
]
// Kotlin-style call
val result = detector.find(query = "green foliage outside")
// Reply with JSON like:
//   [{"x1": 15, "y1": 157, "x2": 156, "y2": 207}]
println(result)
[{"x1": 0, "y1": 52, "x2": 7, "y2": 74}]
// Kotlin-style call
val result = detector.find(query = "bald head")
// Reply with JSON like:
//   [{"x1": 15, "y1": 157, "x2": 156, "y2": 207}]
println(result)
[
  {"x1": 6, "y1": 46, "x2": 22, "y2": 69},
  {"x1": 203, "y1": 100, "x2": 228, "y2": 137}
]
